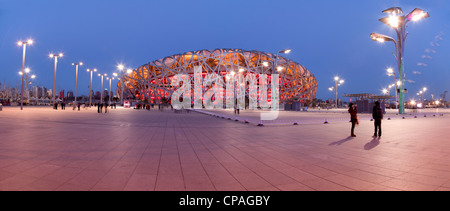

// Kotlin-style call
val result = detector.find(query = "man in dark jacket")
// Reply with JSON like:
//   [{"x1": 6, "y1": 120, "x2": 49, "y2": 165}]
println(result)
[
  {"x1": 372, "y1": 101, "x2": 383, "y2": 137},
  {"x1": 348, "y1": 103, "x2": 358, "y2": 137}
]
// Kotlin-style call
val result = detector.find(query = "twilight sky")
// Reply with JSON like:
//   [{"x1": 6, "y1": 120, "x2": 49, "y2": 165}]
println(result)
[{"x1": 0, "y1": 0, "x2": 449, "y2": 101}]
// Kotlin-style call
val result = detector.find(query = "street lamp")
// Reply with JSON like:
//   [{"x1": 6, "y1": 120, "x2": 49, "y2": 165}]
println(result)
[
  {"x1": 106, "y1": 76, "x2": 116, "y2": 106},
  {"x1": 116, "y1": 64, "x2": 132, "y2": 106},
  {"x1": 274, "y1": 49, "x2": 291, "y2": 72},
  {"x1": 264, "y1": 49, "x2": 291, "y2": 73},
  {"x1": 17, "y1": 39, "x2": 33, "y2": 110},
  {"x1": 98, "y1": 73, "x2": 107, "y2": 105},
  {"x1": 385, "y1": 67, "x2": 400, "y2": 109},
  {"x1": 49, "y1": 53, "x2": 63, "y2": 106},
  {"x1": 371, "y1": 7, "x2": 429, "y2": 114},
  {"x1": 87, "y1": 68, "x2": 97, "y2": 106},
  {"x1": 435, "y1": 100, "x2": 440, "y2": 107},
  {"x1": 18, "y1": 68, "x2": 36, "y2": 102},
  {"x1": 330, "y1": 76, "x2": 344, "y2": 108},
  {"x1": 417, "y1": 87, "x2": 427, "y2": 103},
  {"x1": 258, "y1": 49, "x2": 291, "y2": 112},
  {"x1": 72, "y1": 62, "x2": 83, "y2": 109},
  {"x1": 410, "y1": 100, "x2": 416, "y2": 109}
]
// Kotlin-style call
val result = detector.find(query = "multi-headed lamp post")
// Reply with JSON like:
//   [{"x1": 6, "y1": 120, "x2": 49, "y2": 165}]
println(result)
[
  {"x1": 370, "y1": 7, "x2": 429, "y2": 114},
  {"x1": 329, "y1": 76, "x2": 344, "y2": 108},
  {"x1": 71, "y1": 62, "x2": 83, "y2": 108},
  {"x1": 87, "y1": 68, "x2": 97, "y2": 106},
  {"x1": 17, "y1": 39, "x2": 33, "y2": 110},
  {"x1": 49, "y1": 53, "x2": 63, "y2": 106}
]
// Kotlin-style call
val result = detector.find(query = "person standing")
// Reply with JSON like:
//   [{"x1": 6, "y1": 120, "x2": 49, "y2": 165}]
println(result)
[
  {"x1": 372, "y1": 101, "x2": 383, "y2": 137},
  {"x1": 348, "y1": 103, "x2": 358, "y2": 137}
]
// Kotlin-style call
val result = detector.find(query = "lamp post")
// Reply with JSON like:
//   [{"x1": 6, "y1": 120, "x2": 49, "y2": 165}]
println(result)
[
  {"x1": 274, "y1": 49, "x2": 291, "y2": 74},
  {"x1": 17, "y1": 39, "x2": 33, "y2": 110},
  {"x1": 87, "y1": 68, "x2": 97, "y2": 107},
  {"x1": 329, "y1": 76, "x2": 344, "y2": 108},
  {"x1": 263, "y1": 49, "x2": 291, "y2": 75},
  {"x1": 386, "y1": 67, "x2": 399, "y2": 109},
  {"x1": 106, "y1": 76, "x2": 115, "y2": 106},
  {"x1": 72, "y1": 62, "x2": 83, "y2": 109},
  {"x1": 49, "y1": 53, "x2": 63, "y2": 106},
  {"x1": 258, "y1": 49, "x2": 290, "y2": 110},
  {"x1": 387, "y1": 83, "x2": 396, "y2": 106},
  {"x1": 417, "y1": 87, "x2": 427, "y2": 103},
  {"x1": 270, "y1": 49, "x2": 291, "y2": 108},
  {"x1": 117, "y1": 64, "x2": 125, "y2": 106},
  {"x1": 371, "y1": 7, "x2": 429, "y2": 114},
  {"x1": 18, "y1": 68, "x2": 36, "y2": 102},
  {"x1": 98, "y1": 73, "x2": 107, "y2": 105},
  {"x1": 116, "y1": 64, "x2": 132, "y2": 106}
]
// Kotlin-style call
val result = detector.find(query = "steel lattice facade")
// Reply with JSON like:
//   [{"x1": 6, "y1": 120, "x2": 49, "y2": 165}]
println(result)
[{"x1": 119, "y1": 48, "x2": 317, "y2": 107}]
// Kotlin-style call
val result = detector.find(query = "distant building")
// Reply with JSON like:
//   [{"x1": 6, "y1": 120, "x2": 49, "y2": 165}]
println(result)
[
  {"x1": 67, "y1": 91, "x2": 74, "y2": 101},
  {"x1": 32, "y1": 85, "x2": 44, "y2": 98},
  {"x1": 120, "y1": 48, "x2": 317, "y2": 105},
  {"x1": 47, "y1": 89, "x2": 53, "y2": 99}
]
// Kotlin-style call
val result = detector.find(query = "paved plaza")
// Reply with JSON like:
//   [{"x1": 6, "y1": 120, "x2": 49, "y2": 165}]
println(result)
[{"x1": 0, "y1": 106, "x2": 449, "y2": 191}]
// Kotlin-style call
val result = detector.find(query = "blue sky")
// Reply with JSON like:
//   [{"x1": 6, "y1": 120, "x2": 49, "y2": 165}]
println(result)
[{"x1": 1, "y1": 0, "x2": 449, "y2": 101}]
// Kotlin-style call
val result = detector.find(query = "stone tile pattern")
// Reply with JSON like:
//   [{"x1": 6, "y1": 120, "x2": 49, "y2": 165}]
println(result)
[{"x1": 0, "y1": 106, "x2": 449, "y2": 191}]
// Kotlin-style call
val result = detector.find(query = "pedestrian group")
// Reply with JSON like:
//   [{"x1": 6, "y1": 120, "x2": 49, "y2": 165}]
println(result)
[{"x1": 348, "y1": 101, "x2": 383, "y2": 138}]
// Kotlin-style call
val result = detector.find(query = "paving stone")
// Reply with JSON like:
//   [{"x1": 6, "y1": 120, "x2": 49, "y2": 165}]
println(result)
[{"x1": 0, "y1": 106, "x2": 449, "y2": 191}]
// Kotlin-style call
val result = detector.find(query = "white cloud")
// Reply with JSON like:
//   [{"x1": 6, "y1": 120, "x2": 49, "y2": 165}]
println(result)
[{"x1": 417, "y1": 62, "x2": 428, "y2": 67}]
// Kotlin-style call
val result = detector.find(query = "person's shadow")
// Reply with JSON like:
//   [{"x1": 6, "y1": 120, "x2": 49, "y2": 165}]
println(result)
[
  {"x1": 364, "y1": 137, "x2": 380, "y2": 150},
  {"x1": 329, "y1": 136, "x2": 354, "y2": 146}
]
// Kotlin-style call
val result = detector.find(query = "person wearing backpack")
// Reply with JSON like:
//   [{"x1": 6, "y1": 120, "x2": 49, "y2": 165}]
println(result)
[{"x1": 372, "y1": 101, "x2": 383, "y2": 137}]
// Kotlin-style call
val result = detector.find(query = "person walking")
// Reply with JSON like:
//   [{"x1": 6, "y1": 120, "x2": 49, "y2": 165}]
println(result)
[
  {"x1": 348, "y1": 103, "x2": 358, "y2": 137},
  {"x1": 372, "y1": 101, "x2": 383, "y2": 137}
]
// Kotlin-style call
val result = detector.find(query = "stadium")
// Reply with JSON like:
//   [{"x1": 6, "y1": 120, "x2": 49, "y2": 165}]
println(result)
[{"x1": 118, "y1": 48, "x2": 318, "y2": 108}]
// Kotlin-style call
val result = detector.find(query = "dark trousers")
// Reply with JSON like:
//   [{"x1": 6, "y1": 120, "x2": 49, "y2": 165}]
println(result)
[
  {"x1": 374, "y1": 119, "x2": 382, "y2": 136},
  {"x1": 351, "y1": 118, "x2": 357, "y2": 135}
]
